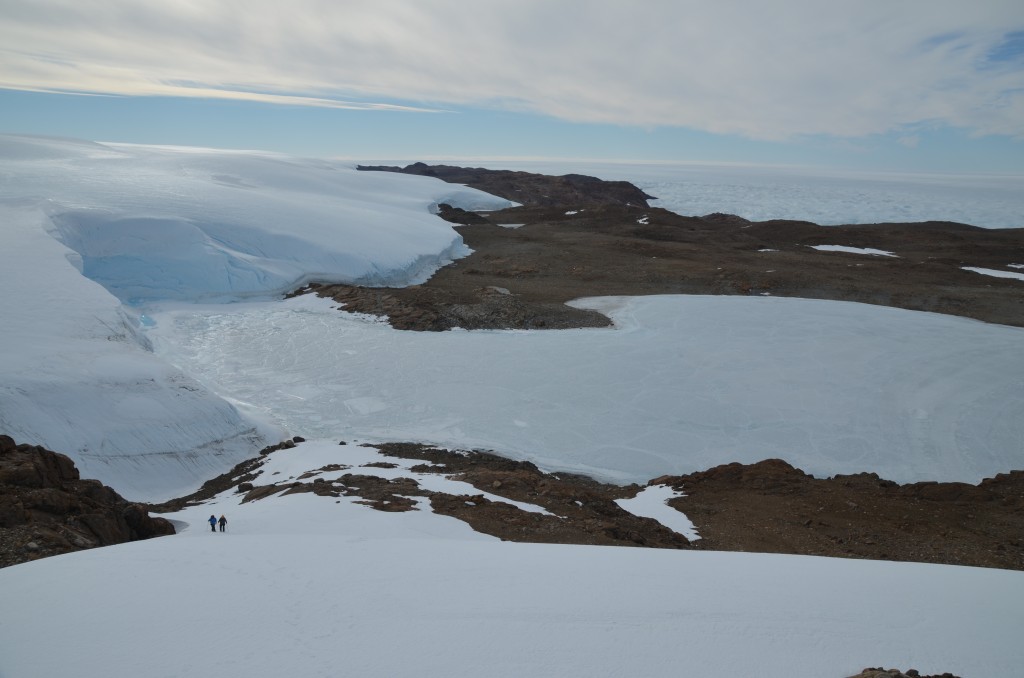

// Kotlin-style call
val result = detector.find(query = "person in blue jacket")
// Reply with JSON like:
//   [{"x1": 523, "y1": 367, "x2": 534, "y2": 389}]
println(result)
[{"x1": 208, "y1": 515, "x2": 217, "y2": 532}]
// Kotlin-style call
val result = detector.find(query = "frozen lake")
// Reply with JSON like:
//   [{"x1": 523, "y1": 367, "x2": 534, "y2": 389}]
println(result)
[{"x1": 147, "y1": 294, "x2": 1024, "y2": 485}]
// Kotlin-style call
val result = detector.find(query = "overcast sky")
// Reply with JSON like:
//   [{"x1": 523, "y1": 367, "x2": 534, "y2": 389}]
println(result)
[{"x1": 1, "y1": 0, "x2": 1023, "y2": 172}]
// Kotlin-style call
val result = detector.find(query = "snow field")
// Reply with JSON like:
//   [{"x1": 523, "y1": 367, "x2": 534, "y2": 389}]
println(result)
[
  {"x1": 962, "y1": 266, "x2": 1024, "y2": 282},
  {"x1": 1, "y1": 439, "x2": 1022, "y2": 678},
  {"x1": 810, "y1": 244, "x2": 898, "y2": 257},
  {"x1": 3, "y1": 136, "x2": 1024, "y2": 678},
  {"x1": 615, "y1": 484, "x2": 699, "y2": 540}
]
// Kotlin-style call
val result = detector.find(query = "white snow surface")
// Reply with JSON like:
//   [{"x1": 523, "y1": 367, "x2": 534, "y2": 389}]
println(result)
[
  {"x1": 4, "y1": 137, "x2": 1024, "y2": 677},
  {"x1": 615, "y1": 484, "x2": 699, "y2": 540},
  {"x1": 1, "y1": 440, "x2": 1022, "y2": 678},
  {"x1": 0, "y1": 135, "x2": 510, "y2": 499},
  {"x1": 962, "y1": 266, "x2": 1024, "y2": 282},
  {"x1": 147, "y1": 293, "x2": 1024, "y2": 486},
  {"x1": 810, "y1": 244, "x2": 898, "y2": 257}
]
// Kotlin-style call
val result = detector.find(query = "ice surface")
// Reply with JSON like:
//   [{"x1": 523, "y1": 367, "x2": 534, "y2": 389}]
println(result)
[
  {"x1": 146, "y1": 293, "x2": 1024, "y2": 485},
  {"x1": 1, "y1": 440, "x2": 1021, "y2": 678}
]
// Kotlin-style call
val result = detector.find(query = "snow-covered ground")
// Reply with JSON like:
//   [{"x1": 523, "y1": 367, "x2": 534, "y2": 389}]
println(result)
[
  {"x1": 146, "y1": 293, "x2": 1024, "y2": 486},
  {"x1": 963, "y1": 266, "x2": 1024, "y2": 282},
  {"x1": 809, "y1": 244, "x2": 898, "y2": 257},
  {"x1": 3, "y1": 135, "x2": 1024, "y2": 676},
  {"x1": 2, "y1": 440, "x2": 1023, "y2": 678}
]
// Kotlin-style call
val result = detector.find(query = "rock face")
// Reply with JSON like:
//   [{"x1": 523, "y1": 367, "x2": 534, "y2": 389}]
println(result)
[
  {"x1": 0, "y1": 435, "x2": 175, "y2": 567},
  {"x1": 357, "y1": 162, "x2": 656, "y2": 208}
]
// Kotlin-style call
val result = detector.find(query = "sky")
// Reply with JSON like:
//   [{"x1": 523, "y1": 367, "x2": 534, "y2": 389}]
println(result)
[{"x1": 1, "y1": 1, "x2": 1023, "y2": 173}]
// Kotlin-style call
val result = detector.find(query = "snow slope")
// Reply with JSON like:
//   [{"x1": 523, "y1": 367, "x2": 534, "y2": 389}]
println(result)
[
  {"x1": 0, "y1": 135, "x2": 510, "y2": 499},
  {"x1": 147, "y1": 293, "x2": 1024, "y2": 485},
  {"x1": 1, "y1": 440, "x2": 1021, "y2": 678}
]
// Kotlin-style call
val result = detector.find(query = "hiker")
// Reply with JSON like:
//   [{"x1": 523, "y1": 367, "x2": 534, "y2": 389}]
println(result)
[
  {"x1": 218, "y1": 515, "x2": 227, "y2": 532},
  {"x1": 208, "y1": 515, "x2": 217, "y2": 532}
]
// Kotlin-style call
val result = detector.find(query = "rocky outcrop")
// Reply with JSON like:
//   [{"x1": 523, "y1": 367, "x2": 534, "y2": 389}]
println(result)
[
  {"x1": 357, "y1": 162, "x2": 656, "y2": 208},
  {"x1": 849, "y1": 669, "x2": 961, "y2": 678},
  {"x1": 161, "y1": 440, "x2": 1023, "y2": 569},
  {"x1": 300, "y1": 195, "x2": 1024, "y2": 330},
  {"x1": 0, "y1": 435, "x2": 175, "y2": 567},
  {"x1": 662, "y1": 459, "x2": 1024, "y2": 570}
]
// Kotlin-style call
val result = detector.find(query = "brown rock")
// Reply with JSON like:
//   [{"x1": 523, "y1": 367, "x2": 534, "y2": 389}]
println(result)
[{"x1": 0, "y1": 439, "x2": 176, "y2": 567}]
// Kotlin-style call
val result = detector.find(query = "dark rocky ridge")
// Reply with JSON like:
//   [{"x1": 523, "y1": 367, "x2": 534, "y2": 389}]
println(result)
[
  {"x1": 849, "y1": 670, "x2": 961, "y2": 678},
  {"x1": 0, "y1": 435, "x2": 175, "y2": 568},
  {"x1": 357, "y1": 162, "x2": 656, "y2": 207},
  {"x1": 315, "y1": 165, "x2": 1024, "y2": 330},
  {"x1": 662, "y1": 459, "x2": 1024, "y2": 570}
]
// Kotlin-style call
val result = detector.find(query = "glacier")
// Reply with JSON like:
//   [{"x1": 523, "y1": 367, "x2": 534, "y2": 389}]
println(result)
[{"x1": 0, "y1": 135, "x2": 511, "y2": 499}]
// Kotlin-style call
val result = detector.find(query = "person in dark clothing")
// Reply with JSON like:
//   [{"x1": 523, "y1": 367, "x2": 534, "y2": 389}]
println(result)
[
  {"x1": 218, "y1": 515, "x2": 227, "y2": 532},
  {"x1": 208, "y1": 515, "x2": 217, "y2": 532}
]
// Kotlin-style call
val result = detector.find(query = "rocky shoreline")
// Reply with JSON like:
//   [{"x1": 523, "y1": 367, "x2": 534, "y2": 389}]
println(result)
[{"x1": 305, "y1": 163, "x2": 1024, "y2": 331}]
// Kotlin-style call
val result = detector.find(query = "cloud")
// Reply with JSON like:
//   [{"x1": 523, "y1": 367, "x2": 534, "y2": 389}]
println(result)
[{"x1": 1, "y1": 0, "x2": 1022, "y2": 140}]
